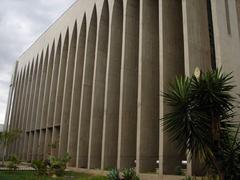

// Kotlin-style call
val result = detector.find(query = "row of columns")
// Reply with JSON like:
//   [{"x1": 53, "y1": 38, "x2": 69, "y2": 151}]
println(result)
[{"x1": 7, "y1": 0, "x2": 237, "y2": 176}]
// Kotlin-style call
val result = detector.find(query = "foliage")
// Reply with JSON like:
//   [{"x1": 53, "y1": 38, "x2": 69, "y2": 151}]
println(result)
[
  {"x1": 122, "y1": 168, "x2": 139, "y2": 180},
  {"x1": 32, "y1": 160, "x2": 48, "y2": 176},
  {"x1": 182, "y1": 176, "x2": 196, "y2": 180},
  {"x1": 0, "y1": 171, "x2": 107, "y2": 180},
  {"x1": 162, "y1": 68, "x2": 240, "y2": 179},
  {"x1": 48, "y1": 153, "x2": 71, "y2": 177},
  {"x1": 0, "y1": 129, "x2": 22, "y2": 146},
  {"x1": 220, "y1": 124, "x2": 240, "y2": 179},
  {"x1": 175, "y1": 166, "x2": 184, "y2": 176},
  {"x1": 107, "y1": 168, "x2": 120, "y2": 180},
  {"x1": 7, "y1": 155, "x2": 20, "y2": 170},
  {"x1": 0, "y1": 129, "x2": 21, "y2": 165}
]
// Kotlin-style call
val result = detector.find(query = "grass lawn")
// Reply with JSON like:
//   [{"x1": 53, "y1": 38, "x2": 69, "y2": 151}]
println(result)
[{"x1": 0, "y1": 171, "x2": 107, "y2": 180}]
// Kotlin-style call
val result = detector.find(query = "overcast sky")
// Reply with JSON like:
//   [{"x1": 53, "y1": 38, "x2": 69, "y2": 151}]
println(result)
[{"x1": 0, "y1": 0, "x2": 76, "y2": 124}]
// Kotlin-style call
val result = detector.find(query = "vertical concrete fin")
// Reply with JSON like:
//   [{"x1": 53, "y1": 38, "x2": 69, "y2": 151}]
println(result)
[
  {"x1": 137, "y1": 0, "x2": 159, "y2": 173},
  {"x1": 117, "y1": 0, "x2": 139, "y2": 169},
  {"x1": 59, "y1": 22, "x2": 78, "y2": 156},
  {"x1": 21, "y1": 61, "x2": 34, "y2": 159},
  {"x1": 88, "y1": 0, "x2": 109, "y2": 169},
  {"x1": 159, "y1": 0, "x2": 185, "y2": 175},
  {"x1": 31, "y1": 51, "x2": 44, "y2": 160},
  {"x1": 39, "y1": 41, "x2": 55, "y2": 159},
  {"x1": 101, "y1": 0, "x2": 123, "y2": 170},
  {"x1": 77, "y1": 5, "x2": 97, "y2": 168},
  {"x1": 68, "y1": 15, "x2": 86, "y2": 166}
]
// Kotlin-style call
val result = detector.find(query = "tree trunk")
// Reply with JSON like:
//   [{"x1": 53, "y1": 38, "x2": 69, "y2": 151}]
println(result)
[{"x1": 211, "y1": 113, "x2": 223, "y2": 179}]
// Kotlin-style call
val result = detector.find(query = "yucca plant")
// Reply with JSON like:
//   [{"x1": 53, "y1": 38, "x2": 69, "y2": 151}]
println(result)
[
  {"x1": 122, "y1": 168, "x2": 137, "y2": 180},
  {"x1": 107, "y1": 168, "x2": 120, "y2": 180},
  {"x1": 162, "y1": 68, "x2": 238, "y2": 180}
]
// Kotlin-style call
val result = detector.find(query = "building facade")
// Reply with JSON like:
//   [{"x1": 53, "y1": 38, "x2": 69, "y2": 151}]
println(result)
[{"x1": 4, "y1": 0, "x2": 240, "y2": 179}]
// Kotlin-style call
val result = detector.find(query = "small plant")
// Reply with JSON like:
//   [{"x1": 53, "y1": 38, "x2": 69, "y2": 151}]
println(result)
[
  {"x1": 182, "y1": 176, "x2": 196, "y2": 180},
  {"x1": 48, "y1": 153, "x2": 71, "y2": 177},
  {"x1": 7, "y1": 155, "x2": 20, "y2": 170},
  {"x1": 175, "y1": 166, "x2": 184, "y2": 175},
  {"x1": 122, "y1": 168, "x2": 138, "y2": 180},
  {"x1": 107, "y1": 168, "x2": 120, "y2": 180},
  {"x1": 31, "y1": 160, "x2": 47, "y2": 176}
]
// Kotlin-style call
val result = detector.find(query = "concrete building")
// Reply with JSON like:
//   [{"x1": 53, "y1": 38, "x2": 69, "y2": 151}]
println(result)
[
  {"x1": 0, "y1": 124, "x2": 4, "y2": 160},
  {"x1": 4, "y1": 0, "x2": 240, "y2": 179}
]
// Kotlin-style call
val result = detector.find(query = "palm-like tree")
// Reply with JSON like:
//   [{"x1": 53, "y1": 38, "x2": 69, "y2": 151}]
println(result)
[{"x1": 162, "y1": 69, "x2": 239, "y2": 179}]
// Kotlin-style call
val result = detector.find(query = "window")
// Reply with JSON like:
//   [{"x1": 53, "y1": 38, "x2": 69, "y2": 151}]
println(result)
[{"x1": 225, "y1": 0, "x2": 231, "y2": 35}]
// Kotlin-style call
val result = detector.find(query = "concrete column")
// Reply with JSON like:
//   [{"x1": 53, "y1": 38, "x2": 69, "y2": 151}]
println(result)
[
  {"x1": 20, "y1": 63, "x2": 34, "y2": 159},
  {"x1": 4, "y1": 61, "x2": 18, "y2": 132},
  {"x1": 236, "y1": 0, "x2": 240, "y2": 38},
  {"x1": 8, "y1": 73, "x2": 21, "y2": 155},
  {"x1": 23, "y1": 132, "x2": 29, "y2": 160},
  {"x1": 31, "y1": 53, "x2": 44, "y2": 160},
  {"x1": 182, "y1": 0, "x2": 212, "y2": 76},
  {"x1": 18, "y1": 65, "x2": 30, "y2": 158},
  {"x1": 24, "y1": 59, "x2": 39, "y2": 160},
  {"x1": 182, "y1": 0, "x2": 212, "y2": 176},
  {"x1": 34, "y1": 48, "x2": 49, "y2": 159},
  {"x1": 44, "y1": 36, "x2": 62, "y2": 159},
  {"x1": 136, "y1": 0, "x2": 159, "y2": 173},
  {"x1": 101, "y1": 0, "x2": 123, "y2": 170},
  {"x1": 67, "y1": 16, "x2": 86, "y2": 166},
  {"x1": 38, "y1": 43, "x2": 55, "y2": 159},
  {"x1": 211, "y1": 0, "x2": 240, "y2": 88},
  {"x1": 52, "y1": 30, "x2": 69, "y2": 156},
  {"x1": 38, "y1": 129, "x2": 46, "y2": 159},
  {"x1": 88, "y1": 0, "x2": 109, "y2": 169},
  {"x1": 117, "y1": 0, "x2": 139, "y2": 169},
  {"x1": 52, "y1": 126, "x2": 60, "y2": 156},
  {"x1": 159, "y1": 0, "x2": 185, "y2": 175},
  {"x1": 30, "y1": 51, "x2": 43, "y2": 130},
  {"x1": 77, "y1": 6, "x2": 97, "y2": 168},
  {"x1": 44, "y1": 128, "x2": 53, "y2": 158},
  {"x1": 8, "y1": 73, "x2": 20, "y2": 132},
  {"x1": 59, "y1": 23, "x2": 78, "y2": 157},
  {"x1": 40, "y1": 42, "x2": 55, "y2": 129},
  {"x1": 33, "y1": 130, "x2": 40, "y2": 160},
  {"x1": 46, "y1": 36, "x2": 62, "y2": 128},
  {"x1": 35, "y1": 48, "x2": 49, "y2": 130},
  {"x1": 53, "y1": 30, "x2": 69, "y2": 127},
  {"x1": 27, "y1": 131, "x2": 34, "y2": 161},
  {"x1": 14, "y1": 67, "x2": 27, "y2": 156},
  {"x1": 7, "y1": 72, "x2": 18, "y2": 134}
]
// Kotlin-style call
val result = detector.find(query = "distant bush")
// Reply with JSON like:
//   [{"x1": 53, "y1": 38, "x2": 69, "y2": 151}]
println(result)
[
  {"x1": 7, "y1": 155, "x2": 20, "y2": 170},
  {"x1": 48, "y1": 153, "x2": 71, "y2": 177},
  {"x1": 31, "y1": 160, "x2": 48, "y2": 176},
  {"x1": 107, "y1": 168, "x2": 139, "y2": 180}
]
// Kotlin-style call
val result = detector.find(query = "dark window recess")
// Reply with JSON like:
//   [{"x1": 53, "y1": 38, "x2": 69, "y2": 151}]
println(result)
[
  {"x1": 225, "y1": 0, "x2": 231, "y2": 35},
  {"x1": 207, "y1": 0, "x2": 216, "y2": 70}
]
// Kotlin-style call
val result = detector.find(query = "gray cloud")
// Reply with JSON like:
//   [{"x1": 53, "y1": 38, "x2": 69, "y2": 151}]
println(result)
[{"x1": 0, "y1": 0, "x2": 76, "y2": 124}]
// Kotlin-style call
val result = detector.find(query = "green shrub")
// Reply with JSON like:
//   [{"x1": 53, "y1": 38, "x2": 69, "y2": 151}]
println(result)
[
  {"x1": 107, "y1": 168, "x2": 120, "y2": 180},
  {"x1": 31, "y1": 160, "x2": 47, "y2": 176},
  {"x1": 122, "y1": 168, "x2": 139, "y2": 180},
  {"x1": 182, "y1": 176, "x2": 196, "y2": 180},
  {"x1": 48, "y1": 153, "x2": 71, "y2": 177},
  {"x1": 175, "y1": 166, "x2": 184, "y2": 175},
  {"x1": 7, "y1": 155, "x2": 20, "y2": 170}
]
